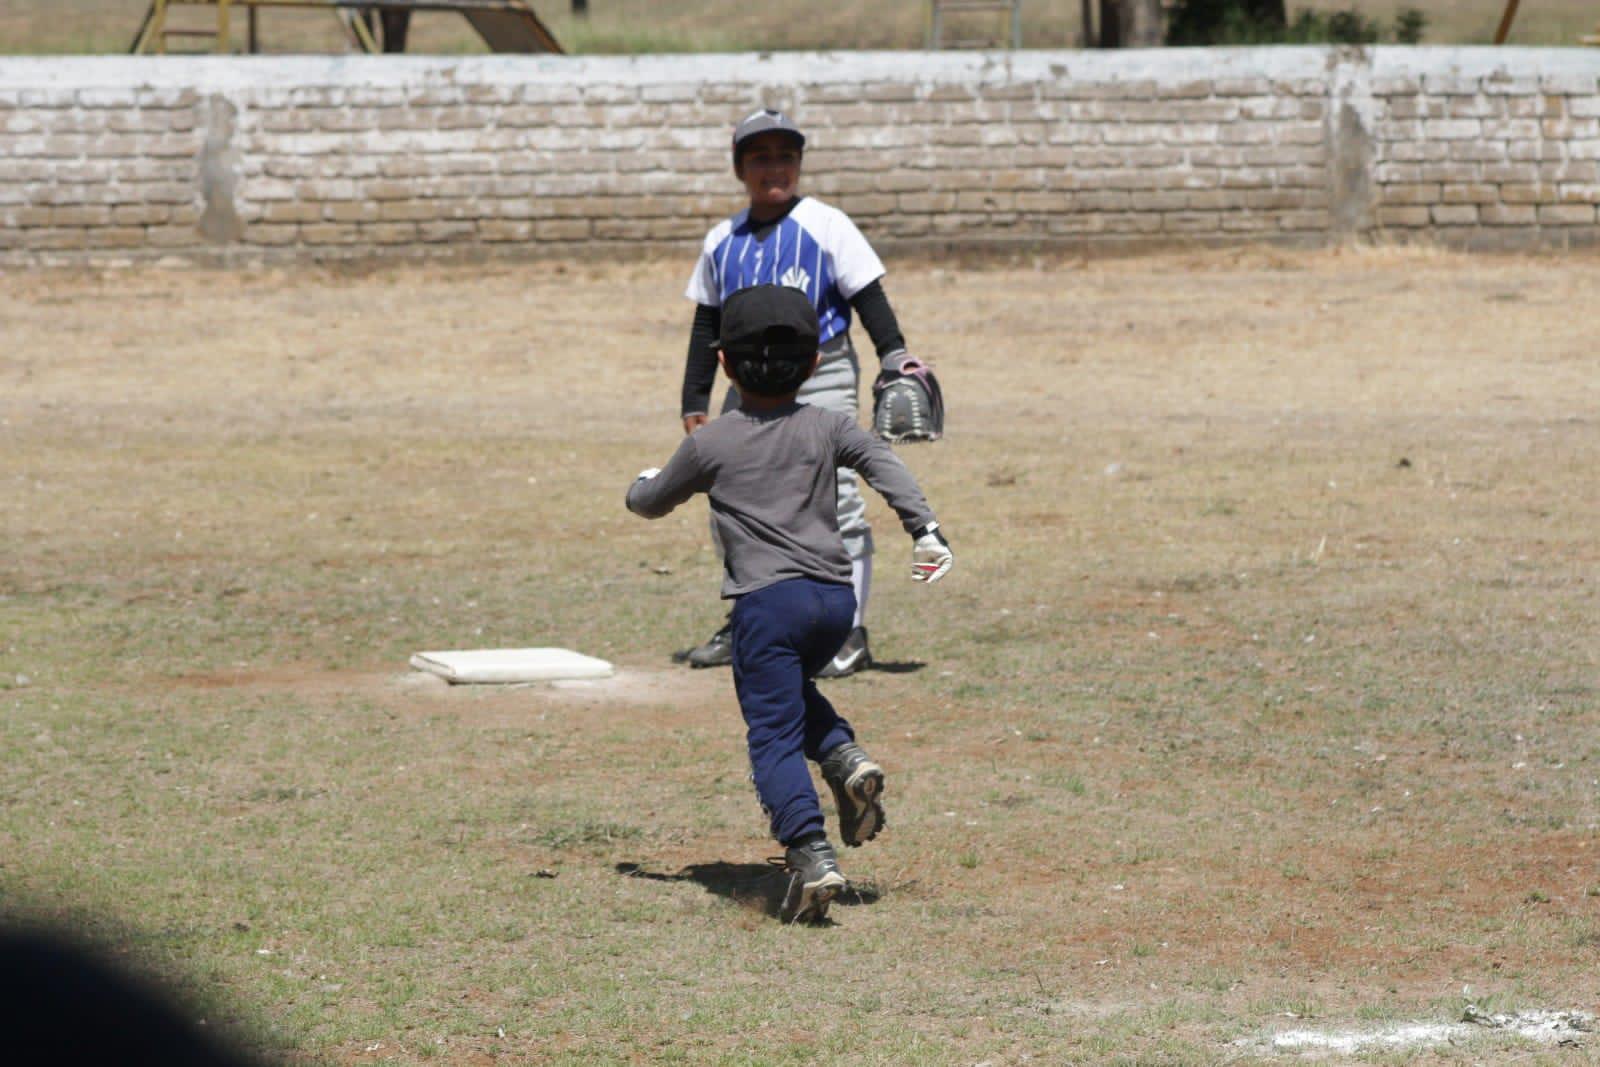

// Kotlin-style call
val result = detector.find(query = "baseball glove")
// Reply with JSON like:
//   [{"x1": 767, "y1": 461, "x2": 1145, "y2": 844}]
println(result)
[{"x1": 871, "y1": 352, "x2": 944, "y2": 443}]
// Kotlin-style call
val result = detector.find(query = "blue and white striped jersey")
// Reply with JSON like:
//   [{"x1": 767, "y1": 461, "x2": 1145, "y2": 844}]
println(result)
[{"x1": 685, "y1": 197, "x2": 886, "y2": 346}]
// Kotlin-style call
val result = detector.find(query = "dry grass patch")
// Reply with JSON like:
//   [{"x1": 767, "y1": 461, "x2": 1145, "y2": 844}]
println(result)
[{"x1": 2, "y1": 245, "x2": 1599, "y2": 1063}]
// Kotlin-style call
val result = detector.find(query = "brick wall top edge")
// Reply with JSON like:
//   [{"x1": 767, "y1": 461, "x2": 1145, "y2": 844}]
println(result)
[
  {"x1": 1366, "y1": 45, "x2": 1600, "y2": 81},
  {"x1": 0, "y1": 47, "x2": 1592, "y2": 95},
  {"x1": 0, "y1": 49, "x2": 1315, "y2": 93}
]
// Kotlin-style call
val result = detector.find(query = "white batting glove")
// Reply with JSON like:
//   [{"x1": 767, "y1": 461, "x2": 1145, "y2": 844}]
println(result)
[
  {"x1": 635, "y1": 467, "x2": 661, "y2": 482},
  {"x1": 911, "y1": 521, "x2": 953, "y2": 583}
]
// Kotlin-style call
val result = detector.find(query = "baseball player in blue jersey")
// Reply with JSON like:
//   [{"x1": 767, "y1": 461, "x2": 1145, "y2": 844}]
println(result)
[
  {"x1": 676, "y1": 108, "x2": 923, "y2": 678},
  {"x1": 630, "y1": 284, "x2": 954, "y2": 923}
]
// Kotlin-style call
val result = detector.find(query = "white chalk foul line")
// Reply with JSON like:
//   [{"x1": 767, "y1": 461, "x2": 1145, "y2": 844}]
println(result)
[{"x1": 1239, "y1": 1008, "x2": 1594, "y2": 1056}]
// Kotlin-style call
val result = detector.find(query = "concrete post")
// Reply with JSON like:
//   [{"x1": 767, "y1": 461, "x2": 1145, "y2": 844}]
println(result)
[{"x1": 1325, "y1": 48, "x2": 1376, "y2": 239}]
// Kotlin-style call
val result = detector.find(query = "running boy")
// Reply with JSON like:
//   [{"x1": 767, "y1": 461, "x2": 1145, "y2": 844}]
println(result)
[{"x1": 627, "y1": 285, "x2": 954, "y2": 924}]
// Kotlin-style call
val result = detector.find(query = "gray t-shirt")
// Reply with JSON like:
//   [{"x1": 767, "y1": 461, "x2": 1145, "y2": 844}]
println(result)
[{"x1": 626, "y1": 402, "x2": 937, "y2": 598}]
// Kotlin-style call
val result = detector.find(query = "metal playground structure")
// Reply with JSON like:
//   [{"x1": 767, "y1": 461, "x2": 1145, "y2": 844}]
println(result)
[{"x1": 129, "y1": 0, "x2": 563, "y2": 55}]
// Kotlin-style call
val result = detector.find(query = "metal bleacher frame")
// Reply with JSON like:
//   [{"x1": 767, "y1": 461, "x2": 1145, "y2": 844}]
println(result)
[
  {"x1": 1494, "y1": 0, "x2": 1599, "y2": 47},
  {"x1": 927, "y1": 0, "x2": 1022, "y2": 50}
]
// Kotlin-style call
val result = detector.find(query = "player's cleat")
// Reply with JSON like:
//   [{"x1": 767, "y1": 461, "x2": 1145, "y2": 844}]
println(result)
[
  {"x1": 678, "y1": 619, "x2": 733, "y2": 668},
  {"x1": 775, "y1": 838, "x2": 847, "y2": 924},
  {"x1": 819, "y1": 741, "x2": 886, "y2": 847},
  {"x1": 815, "y1": 626, "x2": 870, "y2": 679}
]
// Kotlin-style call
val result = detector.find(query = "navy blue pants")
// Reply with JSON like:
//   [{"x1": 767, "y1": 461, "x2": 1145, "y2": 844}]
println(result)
[{"x1": 729, "y1": 578, "x2": 857, "y2": 846}]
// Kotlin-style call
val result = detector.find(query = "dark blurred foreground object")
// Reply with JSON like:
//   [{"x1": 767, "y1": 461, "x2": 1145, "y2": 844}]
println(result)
[{"x1": 0, "y1": 927, "x2": 262, "y2": 1067}]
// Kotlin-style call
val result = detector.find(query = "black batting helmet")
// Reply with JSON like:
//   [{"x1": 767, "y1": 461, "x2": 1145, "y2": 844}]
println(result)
[{"x1": 720, "y1": 285, "x2": 819, "y2": 396}]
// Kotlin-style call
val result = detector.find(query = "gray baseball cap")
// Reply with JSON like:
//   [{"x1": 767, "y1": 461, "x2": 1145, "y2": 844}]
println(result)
[{"x1": 731, "y1": 108, "x2": 806, "y2": 163}]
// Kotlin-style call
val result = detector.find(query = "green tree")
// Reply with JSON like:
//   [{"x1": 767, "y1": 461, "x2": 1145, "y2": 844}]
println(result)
[
  {"x1": 1165, "y1": 2, "x2": 1426, "y2": 45},
  {"x1": 1166, "y1": 0, "x2": 1286, "y2": 45}
]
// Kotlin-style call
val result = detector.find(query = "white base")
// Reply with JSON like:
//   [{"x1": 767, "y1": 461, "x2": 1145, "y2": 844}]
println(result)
[{"x1": 409, "y1": 647, "x2": 615, "y2": 684}]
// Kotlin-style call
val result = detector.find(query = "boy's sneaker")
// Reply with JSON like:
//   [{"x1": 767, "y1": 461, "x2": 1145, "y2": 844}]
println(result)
[
  {"x1": 678, "y1": 619, "x2": 733, "y2": 668},
  {"x1": 816, "y1": 626, "x2": 870, "y2": 678},
  {"x1": 776, "y1": 838, "x2": 847, "y2": 924},
  {"x1": 819, "y1": 741, "x2": 886, "y2": 847}
]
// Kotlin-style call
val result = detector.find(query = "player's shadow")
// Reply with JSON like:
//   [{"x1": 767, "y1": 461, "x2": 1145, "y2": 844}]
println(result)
[
  {"x1": 859, "y1": 659, "x2": 923, "y2": 675},
  {"x1": 669, "y1": 655, "x2": 924, "y2": 675},
  {"x1": 615, "y1": 861, "x2": 881, "y2": 922}
]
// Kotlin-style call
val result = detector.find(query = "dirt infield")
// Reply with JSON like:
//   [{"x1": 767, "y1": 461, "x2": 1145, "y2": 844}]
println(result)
[{"x1": 2, "y1": 246, "x2": 1598, "y2": 1063}]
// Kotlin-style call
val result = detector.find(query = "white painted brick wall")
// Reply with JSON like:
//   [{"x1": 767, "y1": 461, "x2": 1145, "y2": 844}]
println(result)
[{"x1": 1, "y1": 47, "x2": 1598, "y2": 263}]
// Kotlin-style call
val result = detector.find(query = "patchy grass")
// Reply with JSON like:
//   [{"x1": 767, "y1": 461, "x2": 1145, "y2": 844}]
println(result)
[
  {"x1": 0, "y1": 0, "x2": 1596, "y2": 53},
  {"x1": 2, "y1": 245, "x2": 1599, "y2": 1063}
]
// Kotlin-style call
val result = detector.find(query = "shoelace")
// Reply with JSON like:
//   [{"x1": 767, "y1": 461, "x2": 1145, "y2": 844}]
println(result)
[{"x1": 767, "y1": 850, "x2": 834, "y2": 876}]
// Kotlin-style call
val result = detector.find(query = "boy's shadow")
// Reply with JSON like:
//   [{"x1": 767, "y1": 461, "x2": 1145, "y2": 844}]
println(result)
[
  {"x1": 856, "y1": 659, "x2": 923, "y2": 675},
  {"x1": 670, "y1": 656, "x2": 924, "y2": 675},
  {"x1": 616, "y1": 861, "x2": 881, "y2": 922}
]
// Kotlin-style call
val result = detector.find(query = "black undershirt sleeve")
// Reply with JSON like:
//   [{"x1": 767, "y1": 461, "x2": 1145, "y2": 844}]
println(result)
[
  {"x1": 848, "y1": 279, "x2": 906, "y2": 361},
  {"x1": 681, "y1": 303, "x2": 722, "y2": 417}
]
